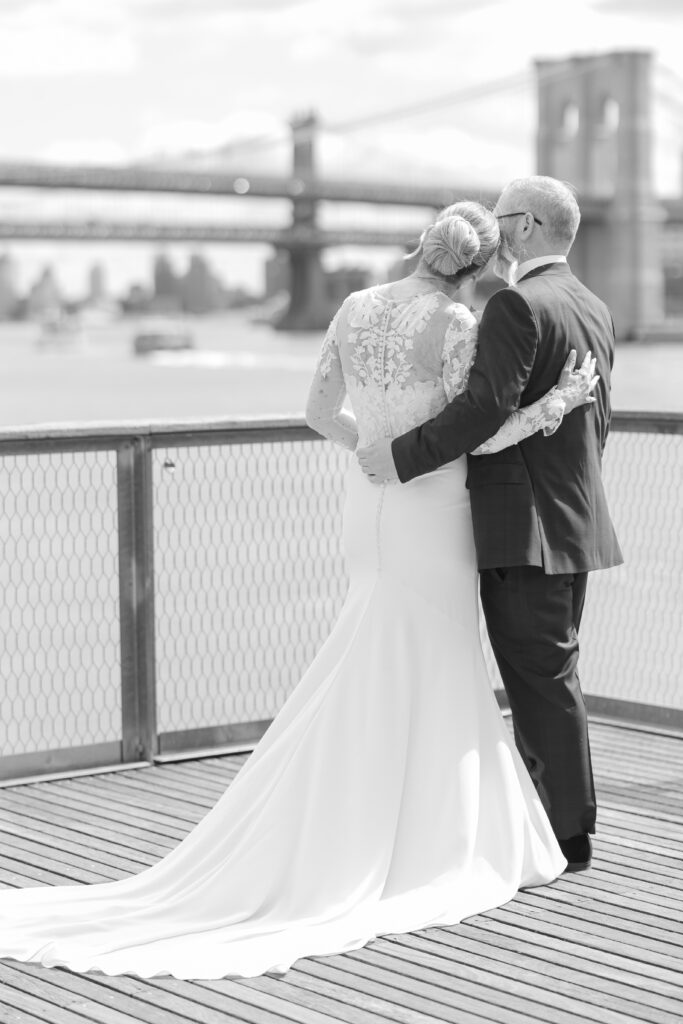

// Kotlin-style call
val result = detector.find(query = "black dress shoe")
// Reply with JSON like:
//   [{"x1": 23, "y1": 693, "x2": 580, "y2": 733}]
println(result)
[{"x1": 558, "y1": 833, "x2": 592, "y2": 872}]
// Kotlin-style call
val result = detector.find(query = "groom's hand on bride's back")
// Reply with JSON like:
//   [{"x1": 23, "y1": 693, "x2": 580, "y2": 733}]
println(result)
[{"x1": 356, "y1": 437, "x2": 400, "y2": 485}]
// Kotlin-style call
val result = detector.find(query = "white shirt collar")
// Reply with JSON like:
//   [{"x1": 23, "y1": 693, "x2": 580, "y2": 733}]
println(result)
[{"x1": 511, "y1": 255, "x2": 567, "y2": 286}]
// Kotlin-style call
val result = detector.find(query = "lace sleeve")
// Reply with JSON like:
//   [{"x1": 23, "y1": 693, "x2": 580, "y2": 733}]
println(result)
[
  {"x1": 305, "y1": 305, "x2": 358, "y2": 451},
  {"x1": 471, "y1": 388, "x2": 566, "y2": 455}
]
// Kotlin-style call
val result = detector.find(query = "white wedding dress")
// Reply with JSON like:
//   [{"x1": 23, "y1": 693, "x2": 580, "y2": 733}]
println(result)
[{"x1": 0, "y1": 286, "x2": 567, "y2": 980}]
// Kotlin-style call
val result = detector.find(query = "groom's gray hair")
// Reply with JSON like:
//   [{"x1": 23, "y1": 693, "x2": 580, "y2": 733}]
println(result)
[{"x1": 500, "y1": 176, "x2": 581, "y2": 253}]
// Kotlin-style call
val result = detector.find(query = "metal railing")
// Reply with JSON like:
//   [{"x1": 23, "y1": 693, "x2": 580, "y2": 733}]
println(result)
[{"x1": 0, "y1": 411, "x2": 681, "y2": 783}]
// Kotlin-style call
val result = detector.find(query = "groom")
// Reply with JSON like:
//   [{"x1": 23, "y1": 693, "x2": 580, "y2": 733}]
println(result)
[{"x1": 358, "y1": 175, "x2": 623, "y2": 872}]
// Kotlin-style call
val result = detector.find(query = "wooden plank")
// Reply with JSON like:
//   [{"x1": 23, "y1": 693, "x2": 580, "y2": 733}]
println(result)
[
  {"x1": 57, "y1": 775, "x2": 214, "y2": 819},
  {"x1": 98, "y1": 769, "x2": 230, "y2": 803},
  {"x1": 282, "y1": 958, "x2": 471, "y2": 1024},
  {"x1": 0, "y1": 786, "x2": 191, "y2": 842},
  {"x1": 520, "y1": 885, "x2": 683, "y2": 945},
  {"x1": 597, "y1": 806, "x2": 683, "y2": 843},
  {"x1": 294, "y1": 950, "x2": 597, "y2": 1024},
  {"x1": 595, "y1": 755, "x2": 682, "y2": 777},
  {"x1": 43, "y1": 778, "x2": 203, "y2": 830},
  {"x1": 80, "y1": 776, "x2": 219, "y2": 820},
  {"x1": 0, "y1": 795, "x2": 175, "y2": 860},
  {"x1": 0, "y1": 964, "x2": 143, "y2": 1024},
  {"x1": 0, "y1": 834, "x2": 122, "y2": 885},
  {"x1": 595, "y1": 819, "x2": 683, "y2": 854},
  {"x1": 549, "y1": 873, "x2": 683, "y2": 924},
  {"x1": 470, "y1": 909, "x2": 683, "y2": 985},
  {"x1": 0, "y1": 851, "x2": 105, "y2": 887},
  {"x1": 0, "y1": 817, "x2": 156, "y2": 871},
  {"x1": 0, "y1": 720, "x2": 681, "y2": 1024},
  {"x1": 159, "y1": 976, "x2": 347, "y2": 1024},
  {"x1": 366, "y1": 933, "x2": 671, "y2": 1024},
  {"x1": 153, "y1": 760, "x2": 239, "y2": 785},
  {"x1": 388, "y1": 929, "x2": 683, "y2": 1020},
  {"x1": 591, "y1": 728, "x2": 683, "y2": 757},
  {"x1": 240, "y1": 973, "x2": 407, "y2": 1024},
  {"x1": 2, "y1": 964, "x2": 192, "y2": 1024},
  {"x1": 491, "y1": 902, "x2": 683, "y2": 968},
  {"x1": 0, "y1": 828, "x2": 148, "y2": 878}
]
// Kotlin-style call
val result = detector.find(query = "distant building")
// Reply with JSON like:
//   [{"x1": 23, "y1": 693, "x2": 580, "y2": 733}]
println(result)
[
  {"x1": 152, "y1": 252, "x2": 181, "y2": 313},
  {"x1": 264, "y1": 252, "x2": 290, "y2": 299},
  {"x1": 121, "y1": 283, "x2": 152, "y2": 314},
  {"x1": 26, "y1": 266, "x2": 63, "y2": 319},
  {"x1": 88, "y1": 263, "x2": 108, "y2": 304},
  {"x1": 0, "y1": 253, "x2": 19, "y2": 320},
  {"x1": 180, "y1": 253, "x2": 224, "y2": 314}
]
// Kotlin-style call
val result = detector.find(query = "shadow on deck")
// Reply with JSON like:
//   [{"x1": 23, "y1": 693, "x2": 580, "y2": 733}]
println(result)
[{"x1": 0, "y1": 719, "x2": 682, "y2": 1024}]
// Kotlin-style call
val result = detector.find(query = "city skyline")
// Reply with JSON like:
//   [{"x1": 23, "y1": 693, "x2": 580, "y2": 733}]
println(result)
[
  {"x1": 0, "y1": 247, "x2": 270, "y2": 314},
  {"x1": 0, "y1": 0, "x2": 682, "y2": 293}
]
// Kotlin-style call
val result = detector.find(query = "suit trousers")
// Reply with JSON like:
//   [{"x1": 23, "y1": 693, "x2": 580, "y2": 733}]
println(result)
[{"x1": 480, "y1": 566, "x2": 596, "y2": 840}]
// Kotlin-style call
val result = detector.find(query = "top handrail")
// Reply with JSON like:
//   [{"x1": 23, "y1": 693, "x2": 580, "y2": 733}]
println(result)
[{"x1": 0, "y1": 410, "x2": 679, "y2": 452}]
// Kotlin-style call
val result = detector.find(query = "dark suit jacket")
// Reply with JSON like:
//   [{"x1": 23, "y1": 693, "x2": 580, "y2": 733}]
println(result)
[{"x1": 392, "y1": 263, "x2": 623, "y2": 574}]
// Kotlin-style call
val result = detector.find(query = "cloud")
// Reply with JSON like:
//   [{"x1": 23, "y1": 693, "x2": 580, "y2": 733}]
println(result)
[
  {"x1": 138, "y1": 111, "x2": 290, "y2": 169},
  {"x1": 0, "y1": 1, "x2": 136, "y2": 77},
  {"x1": 131, "y1": 0, "x2": 310, "y2": 19},
  {"x1": 381, "y1": 0, "x2": 501, "y2": 16},
  {"x1": 592, "y1": 0, "x2": 682, "y2": 11},
  {"x1": 318, "y1": 123, "x2": 530, "y2": 189},
  {"x1": 340, "y1": 0, "x2": 504, "y2": 57},
  {"x1": 40, "y1": 139, "x2": 130, "y2": 165}
]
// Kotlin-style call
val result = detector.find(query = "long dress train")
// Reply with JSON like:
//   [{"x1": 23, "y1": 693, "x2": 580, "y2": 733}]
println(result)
[{"x1": 0, "y1": 289, "x2": 566, "y2": 979}]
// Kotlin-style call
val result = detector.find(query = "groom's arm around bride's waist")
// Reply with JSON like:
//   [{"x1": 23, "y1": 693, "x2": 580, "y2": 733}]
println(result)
[{"x1": 392, "y1": 288, "x2": 538, "y2": 483}]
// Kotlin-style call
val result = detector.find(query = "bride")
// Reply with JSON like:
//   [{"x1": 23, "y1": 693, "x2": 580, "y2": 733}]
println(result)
[{"x1": 0, "y1": 201, "x2": 596, "y2": 980}]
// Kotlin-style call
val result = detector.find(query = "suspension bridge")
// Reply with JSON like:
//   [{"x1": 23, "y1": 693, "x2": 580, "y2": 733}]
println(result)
[{"x1": 0, "y1": 51, "x2": 682, "y2": 335}]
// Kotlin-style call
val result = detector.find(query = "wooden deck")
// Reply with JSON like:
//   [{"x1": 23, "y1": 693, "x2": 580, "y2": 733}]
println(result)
[{"x1": 0, "y1": 718, "x2": 682, "y2": 1024}]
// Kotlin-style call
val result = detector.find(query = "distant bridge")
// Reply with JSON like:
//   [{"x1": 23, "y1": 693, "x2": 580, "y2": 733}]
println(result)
[
  {"x1": 0, "y1": 220, "x2": 422, "y2": 248},
  {"x1": 0, "y1": 51, "x2": 681, "y2": 336},
  {"x1": 0, "y1": 156, "x2": 621, "y2": 331},
  {"x1": 0, "y1": 161, "x2": 487, "y2": 208}
]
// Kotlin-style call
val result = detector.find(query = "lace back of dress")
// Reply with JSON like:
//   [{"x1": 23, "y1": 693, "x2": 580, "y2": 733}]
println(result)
[{"x1": 338, "y1": 289, "x2": 451, "y2": 447}]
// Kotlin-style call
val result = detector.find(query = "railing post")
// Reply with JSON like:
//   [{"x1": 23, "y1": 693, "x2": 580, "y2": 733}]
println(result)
[{"x1": 117, "y1": 436, "x2": 157, "y2": 762}]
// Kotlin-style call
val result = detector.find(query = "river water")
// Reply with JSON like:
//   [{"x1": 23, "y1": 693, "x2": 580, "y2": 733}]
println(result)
[{"x1": 0, "y1": 310, "x2": 681, "y2": 428}]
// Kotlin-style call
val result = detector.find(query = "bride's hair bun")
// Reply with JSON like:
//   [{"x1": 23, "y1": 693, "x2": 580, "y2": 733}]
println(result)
[{"x1": 421, "y1": 215, "x2": 481, "y2": 276}]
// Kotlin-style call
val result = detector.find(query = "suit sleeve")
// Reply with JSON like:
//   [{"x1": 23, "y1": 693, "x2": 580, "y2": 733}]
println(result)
[
  {"x1": 391, "y1": 288, "x2": 539, "y2": 483},
  {"x1": 601, "y1": 312, "x2": 617, "y2": 453}
]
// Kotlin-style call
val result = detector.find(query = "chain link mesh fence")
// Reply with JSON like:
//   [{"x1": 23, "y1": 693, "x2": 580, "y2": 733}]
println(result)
[
  {"x1": 0, "y1": 450, "x2": 121, "y2": 757},
  {"x1": 153, "y1": 439, "x2": 351, "y2": 733},
  {"x1": 153, "y1": 425, "x2": 682, "y2": 738},
  {"x1": 0, "y1": 419, "x2": 679, "y2": 775},
  {"x1": 580, "y1": 429, "x2": 682, "y2": 709}
]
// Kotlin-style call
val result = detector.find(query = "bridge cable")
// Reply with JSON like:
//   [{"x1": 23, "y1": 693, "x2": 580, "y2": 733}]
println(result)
[{"x1": 322, "y1": 71, "x2": 532, "y2": 134}]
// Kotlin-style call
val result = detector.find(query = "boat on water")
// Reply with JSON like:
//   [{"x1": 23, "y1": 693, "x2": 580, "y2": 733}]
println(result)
[{"x1": 133, "y1": 318, "x2": 195, "y2": 356}]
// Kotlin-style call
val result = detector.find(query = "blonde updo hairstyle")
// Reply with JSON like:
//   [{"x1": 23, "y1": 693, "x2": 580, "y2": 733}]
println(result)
[{"x1": 414, "y1": 201, "x2": 500, "y2": 283}]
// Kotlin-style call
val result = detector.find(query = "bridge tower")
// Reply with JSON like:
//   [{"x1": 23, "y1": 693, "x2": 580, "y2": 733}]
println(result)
[
  {"x1": 535, "y1": 50, "x2": 664, "y2": 339},
  {"x1": 275, "y1": 111, "x2": 330, "y2": 330}
]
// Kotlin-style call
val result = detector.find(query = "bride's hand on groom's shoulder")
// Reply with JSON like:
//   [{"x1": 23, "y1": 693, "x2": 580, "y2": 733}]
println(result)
[
  {"x1": 356, "y1": 438, "x2": 399, "y2": 485},
  {"x1": 556, "y1": 350, "x2": 599, "y2": 413}
]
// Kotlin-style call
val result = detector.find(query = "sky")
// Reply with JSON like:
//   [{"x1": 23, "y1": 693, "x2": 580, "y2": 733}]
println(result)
[{"x1": 1, "y1": 0, "x2": 682, "y2": 297}]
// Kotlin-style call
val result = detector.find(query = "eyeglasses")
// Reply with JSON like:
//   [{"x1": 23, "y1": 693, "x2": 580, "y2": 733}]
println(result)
[{"x1": 496, "y1": 211, "x2": 543, "y2": 226}]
